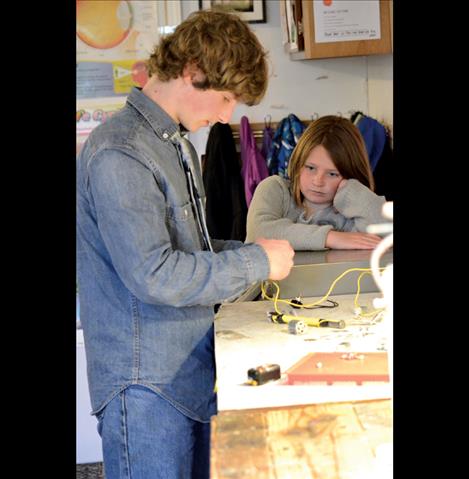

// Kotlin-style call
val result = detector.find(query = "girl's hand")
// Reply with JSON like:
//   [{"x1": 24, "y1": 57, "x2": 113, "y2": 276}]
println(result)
[
  {"x1": 337, "y1": 178, "x2": 348, "y2": 190},
  {"x1": 325, "y1": 230, "x2": 382, "y2": 250}
]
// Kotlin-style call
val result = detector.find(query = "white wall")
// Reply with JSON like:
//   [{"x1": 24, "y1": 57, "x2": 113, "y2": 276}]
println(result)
[
  {"x1": 182, "y1": 0, "x2": 392, "y2": 123},
  {"x1": 182, "y1": 0, "x2": 393, "y2": 154},
  {"x1": 367, "y1": 54, "x2": 393, "y2": 130}
]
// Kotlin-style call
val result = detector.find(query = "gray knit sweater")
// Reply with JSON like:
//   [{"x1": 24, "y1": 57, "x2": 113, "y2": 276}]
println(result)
[{"x1": 245, "y1": 175, "x2": 386, "y2": 250}]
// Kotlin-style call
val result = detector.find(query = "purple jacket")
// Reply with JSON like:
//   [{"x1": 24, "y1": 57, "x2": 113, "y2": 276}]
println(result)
[{"x1": 240, "y1": 116, "x2": 269, "y2": 207}]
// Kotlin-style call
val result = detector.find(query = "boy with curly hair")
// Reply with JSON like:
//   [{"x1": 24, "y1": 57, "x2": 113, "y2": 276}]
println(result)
[{"x1": 77, "y1": 10, "x2": 293, "y2": 478}]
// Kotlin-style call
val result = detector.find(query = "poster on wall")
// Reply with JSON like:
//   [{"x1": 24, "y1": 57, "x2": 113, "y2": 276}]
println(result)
[
  {"x1": 76, "y1": 99, "x2": 128, "y2": 153},
  {"x1": 313, "y1": 0, "x2": 381, "y2": 44},
  {"x1": 76, "y1": 0, "x2": 161, "y2": 148},
  {"x1": 77, "y1": 0, "x2": 160, "y2": 99}
]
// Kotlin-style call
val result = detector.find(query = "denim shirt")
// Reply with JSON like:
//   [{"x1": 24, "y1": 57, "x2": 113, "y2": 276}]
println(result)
[{"x1": 76, "y1": 87, "x2": 270, "y2": 422}]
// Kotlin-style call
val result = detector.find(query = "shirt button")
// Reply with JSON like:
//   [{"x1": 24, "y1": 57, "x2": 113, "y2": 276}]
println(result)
[{"x1": 162, "y1": 132, "x2": 169, "y2": 139}]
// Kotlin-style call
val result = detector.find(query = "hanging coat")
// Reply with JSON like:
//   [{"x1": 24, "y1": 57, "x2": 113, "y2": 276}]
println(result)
[
  {"x1": 352, "y1": 112, "x2": 387, "y2": 172},
  {"x1": 239, "y1": 116, "x2": 269, "y2": 207},
  {"x1": 261, "y1": 123, "x2": 274, "y2": 162},
  {"x1": 202, "y1": 122, "x2": 248, "y2": 241},
  {"x1": 267, "y1": 114, "x2": 305, "y2": 177},
  {"x1": 351, "y1": 111, "x2": 393, "y2": 200}
]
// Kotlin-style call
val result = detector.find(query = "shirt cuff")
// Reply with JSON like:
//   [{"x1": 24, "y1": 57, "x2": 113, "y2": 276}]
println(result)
[{"x1": 238, "y1": 243, "x2": 270, "y2": 283}]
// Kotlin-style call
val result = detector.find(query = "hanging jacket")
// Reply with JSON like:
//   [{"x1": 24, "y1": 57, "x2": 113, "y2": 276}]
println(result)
[
  {"x1": 267, "y1": 113, "x2": 305, "y2": 178},
  {"x1": 261, "y1": 122, "x2": 274, "y2": 162},
  {"x1": 239, "y1": 116, "x2": 269, "y2": 207},
  {"x1": 202, "y1": 122, "x2": 248, "y2": 241},
  {"x1": 351, "y1": 111, "x2": 393, "y2": 200},
  {"x1": 352, "y1": 112, "x2": 387, "y2": 172},
  {"x1": 372, "y1": 131, "x2": 394, "y2": 201}
]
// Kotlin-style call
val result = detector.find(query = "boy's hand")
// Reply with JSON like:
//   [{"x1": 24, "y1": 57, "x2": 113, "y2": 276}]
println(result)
[{"x1": 255, "y1": 238, "x2": 294, "y2": 280}]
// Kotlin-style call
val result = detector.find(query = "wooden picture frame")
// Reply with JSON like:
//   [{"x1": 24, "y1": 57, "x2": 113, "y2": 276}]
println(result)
[{"x1": 198, "y1": 0, "x2": 266, "y2": 24}]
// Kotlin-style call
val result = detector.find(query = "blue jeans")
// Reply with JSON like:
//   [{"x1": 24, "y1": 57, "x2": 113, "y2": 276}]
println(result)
[{"x1": 96, "y1": 385, "x2": 211, "y2": 478}]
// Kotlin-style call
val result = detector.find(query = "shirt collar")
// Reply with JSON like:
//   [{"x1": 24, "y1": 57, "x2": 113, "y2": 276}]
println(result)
[{"x1": 126, "y1": 87, "x2": 180, "y2": 142}]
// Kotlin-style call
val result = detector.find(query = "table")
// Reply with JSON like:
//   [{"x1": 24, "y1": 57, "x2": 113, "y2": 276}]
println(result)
[
  {"x1": 211, "y1": 398, "x2": 392, "y2": 479},
  {"x1": 214, "y1": 292, "x2": 392, "y2": 411},
  {"x1": 211, "y1": 290, "x2": 393, "y2": 477}
]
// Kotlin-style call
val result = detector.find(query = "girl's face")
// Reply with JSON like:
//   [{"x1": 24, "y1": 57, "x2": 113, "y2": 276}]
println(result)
[{"x1": 299, "y1": 145, "x2": 343, "y2": 204}]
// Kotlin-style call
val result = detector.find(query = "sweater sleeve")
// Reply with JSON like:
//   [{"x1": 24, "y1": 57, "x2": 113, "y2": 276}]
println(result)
[
  {"x1": 245, "y1": 175, "x2": 333, "y2": 250},
  {"x1": 333, "y1": 179, "x2": 386, "y2": 232}
]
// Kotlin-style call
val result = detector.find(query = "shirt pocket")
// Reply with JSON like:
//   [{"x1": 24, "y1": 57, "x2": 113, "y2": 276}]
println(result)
[{"x1": 166, "y1": 202, "x2": 203, "y2": 252}]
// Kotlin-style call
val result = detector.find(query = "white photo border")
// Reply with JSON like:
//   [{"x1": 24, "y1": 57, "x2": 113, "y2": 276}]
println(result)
[{"x1": 199, "y1": 0, "x2": 266, "y2": 24}]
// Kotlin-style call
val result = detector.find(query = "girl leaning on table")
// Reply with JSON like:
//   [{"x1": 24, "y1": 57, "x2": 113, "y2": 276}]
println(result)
[{"x1": 246, "y1": 115, "x2": 386, "y2": 251}]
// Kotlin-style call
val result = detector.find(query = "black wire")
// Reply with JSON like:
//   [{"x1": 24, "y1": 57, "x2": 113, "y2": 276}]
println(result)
[{"x1": 293, "y1": 299, "x2": 339, "y2": 310}]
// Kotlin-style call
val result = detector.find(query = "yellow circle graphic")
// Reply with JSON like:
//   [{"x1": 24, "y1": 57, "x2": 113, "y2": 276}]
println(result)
[{"x1": 77, "y1": 0, "x2": 132, "y2": 50}]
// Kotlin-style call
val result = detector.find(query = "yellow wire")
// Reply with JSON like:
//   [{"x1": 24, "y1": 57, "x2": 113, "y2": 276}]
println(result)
[
  {"x1": 301, "y1": 267, "x2": 383, "y2": 307},
  {"x1": 262, "y1": 266, "x2": 386, "y2": 321},
  {"x1": 354, "y1": 270, "x2": 385, "y2": 318},
  {"x1": 354, "y1": 271, "x2": 368, "y2": 307}
]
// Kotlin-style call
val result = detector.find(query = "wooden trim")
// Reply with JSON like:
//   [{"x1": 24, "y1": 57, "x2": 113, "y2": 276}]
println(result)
[{"x1": 229, "y1": 120, "x2": 312, "y2": 140}]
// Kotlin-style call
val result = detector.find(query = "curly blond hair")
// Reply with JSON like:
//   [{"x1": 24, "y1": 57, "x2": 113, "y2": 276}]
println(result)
[{"x1": 147, "y1": 10, "x2": 268, "y2": 106}]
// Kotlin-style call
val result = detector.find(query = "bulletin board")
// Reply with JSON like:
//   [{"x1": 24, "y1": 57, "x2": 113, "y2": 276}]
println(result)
[{"x1": 290, "y1": 0, "x2": 392, "y2": 61}]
